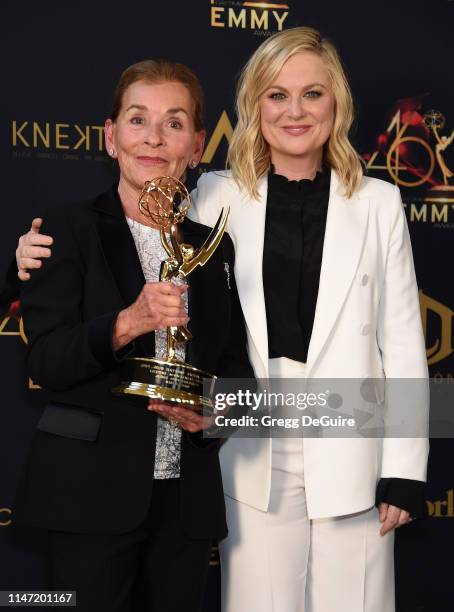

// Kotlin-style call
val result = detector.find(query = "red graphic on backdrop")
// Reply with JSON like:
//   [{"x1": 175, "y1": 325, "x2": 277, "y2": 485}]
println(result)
[
  {"x1": 363, "y1": 97, "x2": 454, "y2": 203},
  {"x1": 0, "y1": 300, "x2": 27, "y2": 344},
  {"x1": 7, "y1": 300, "x2": 21, "y2": 320}
]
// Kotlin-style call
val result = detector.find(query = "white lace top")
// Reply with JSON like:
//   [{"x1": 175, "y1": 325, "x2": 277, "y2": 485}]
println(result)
[{"x1": 126, "y1": 217, "x2": 185, "y2": 479}]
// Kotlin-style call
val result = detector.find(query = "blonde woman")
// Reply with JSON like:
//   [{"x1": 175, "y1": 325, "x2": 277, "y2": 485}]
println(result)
[
  {"x1": 14, "y1": 28, "x2": 429, "y2": 612},
  {"x1": 186, "y1": 27, "x2": 429, "y2": 612}
]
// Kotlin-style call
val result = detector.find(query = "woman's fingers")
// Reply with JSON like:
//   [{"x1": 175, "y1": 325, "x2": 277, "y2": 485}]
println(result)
[
  {"x1": 28, "y1": 234, "x2": 53, "y2": 246},
  {"x1": 19, "y1": 257, "x2": 43, "y2": 270},
  {"x1": 397, "y1": 510, "x2": 411, "y2": 526},
  {"x1": 148, "y1": 401, "x2": 210, "y2": 432},
  {"x1": 380, "y1": 504, "x2": 399, "y2": 536},
  {"x1": 161, "y1": 305, "x2": 188, "y2": 318},
  {"x1": 379, "y1": 503, "x2": 412, "y2": 536},
  {"x1": 16, "y1": 221, "x2": 54, "y2": 279},
  {"x1": 159, "y1": 295, "x2": 187, "y2": 309},
  {"x1": 141, "y1": 283, "x2": 187, "y2": 309},
  {"x1": 163, "y1": 317, "x2": 190, "y2": 328},
  {"x1": 379, "y1": 502, "x2": 388, "y2": 523},
  {"x1": 26, "y1": 219, "x2": 53, "y2": 245},
  {"x1": 30, "y1": 218, "x2": 43, "y2": 233},
  {"x1": 21, "y1": 245, "x2": 52, "y2": 258},
  {"x1": 156, "y1": 282, "x2": 188, "y2": 295},
  {"x1": 144, "y1": 284, "x2": 188, "y2": 326}
]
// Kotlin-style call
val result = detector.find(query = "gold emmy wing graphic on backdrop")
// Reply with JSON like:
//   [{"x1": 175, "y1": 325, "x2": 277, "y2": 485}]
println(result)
[
  {"x1": 423, "y1": 110, "x2": 454, "y2": 203},
  {"x1": 365, "y1": 107, "x2": 453, "y2": 203},
  {"x1": 114, "y1": 176, "x2": 229, "y2": 411}
]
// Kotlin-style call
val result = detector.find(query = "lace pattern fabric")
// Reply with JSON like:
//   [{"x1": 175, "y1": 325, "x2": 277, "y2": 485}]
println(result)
[{"x1": 126, "y1": 217, "x2": 184, "y2": 479}]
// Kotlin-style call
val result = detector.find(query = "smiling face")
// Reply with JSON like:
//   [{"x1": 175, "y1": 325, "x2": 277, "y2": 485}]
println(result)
[
  {"x1": 105, "y1": 80, "x2": 204, "y2": 197},
  {"x1": 259, "y1": 51, "x2": 335, "y2": 176}
]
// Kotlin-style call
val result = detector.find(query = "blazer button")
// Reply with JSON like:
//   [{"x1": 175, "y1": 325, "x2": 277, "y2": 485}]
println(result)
[
  {"x1": 360, "y1": 273, "x2": 369, "y2": 286},
  {"x1": 360, "y1": 323, "x2": 371, "y2": 335}
]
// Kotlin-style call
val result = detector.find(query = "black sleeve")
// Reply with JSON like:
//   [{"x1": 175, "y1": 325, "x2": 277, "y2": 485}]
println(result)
[
  {"x1": 0, "y1": 258, "x2": 21, "y2": 314},
  {"x1": 375, "y1": 477, "x2": 427, "y2": 518},
  {"x1": 21, "y1": 206, "x2": 134, "y2": 392}
]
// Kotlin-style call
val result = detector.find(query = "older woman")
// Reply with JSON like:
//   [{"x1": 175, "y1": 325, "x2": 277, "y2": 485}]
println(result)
[
  {"x1": 13, "y1": 59, "x2": 253, "y2": 612},
  {"x1": 15, "y1": 28, "x2": 429, "y2": 612}
]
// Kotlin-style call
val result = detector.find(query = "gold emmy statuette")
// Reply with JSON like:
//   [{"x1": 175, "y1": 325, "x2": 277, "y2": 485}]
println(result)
[
  {"x1": 424, "y1": 110, "x2": 454, "y2": 204},
  {"x1": 113, "y1": 176, "x2": 229, "y2": 410}
]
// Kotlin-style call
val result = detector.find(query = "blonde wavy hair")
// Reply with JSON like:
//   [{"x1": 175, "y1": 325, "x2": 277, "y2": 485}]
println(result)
[{"x1": 227, "y1": 27, "x2": 363, "y2": 199}]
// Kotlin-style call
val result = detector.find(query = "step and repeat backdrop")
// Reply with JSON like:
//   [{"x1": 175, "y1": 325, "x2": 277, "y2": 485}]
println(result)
[{"x1": 1, "y1": 1, "x2": 453, "y2": 610}]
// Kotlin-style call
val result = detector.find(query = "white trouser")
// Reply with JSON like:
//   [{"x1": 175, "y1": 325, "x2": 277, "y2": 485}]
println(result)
[{"x1": 219, "y1": 357, "x2": 395, "y2": 612}]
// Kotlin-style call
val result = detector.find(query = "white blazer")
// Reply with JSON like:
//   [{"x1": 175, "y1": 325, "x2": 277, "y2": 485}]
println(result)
[{"x1": 188, "y1": 169, "x2": 429, "y2": 519}]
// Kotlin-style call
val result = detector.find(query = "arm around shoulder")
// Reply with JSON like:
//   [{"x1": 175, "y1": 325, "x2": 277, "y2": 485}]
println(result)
[{"x1": 21, "y1": 205, "x2": 128, "y2": 391}]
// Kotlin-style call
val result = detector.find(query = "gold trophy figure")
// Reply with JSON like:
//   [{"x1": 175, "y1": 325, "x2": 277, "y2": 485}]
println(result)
[
  {"x1": 114, "y1": 176, "x2": 229, "y2": 410},
  {"x1": 424, "y1": 110, "x2": 454, "y2": 204}
]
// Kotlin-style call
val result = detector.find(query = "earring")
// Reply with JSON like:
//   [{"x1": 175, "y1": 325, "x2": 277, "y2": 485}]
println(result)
[
  {"x1": 190, "y1": 160, "x2": 197, "y2": 169},
  {"x1": 109, "y1": 148, "x2": 115, "y2": 157}
]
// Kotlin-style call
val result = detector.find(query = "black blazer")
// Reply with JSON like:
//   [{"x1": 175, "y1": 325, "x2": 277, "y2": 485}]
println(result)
[
  {"x1": 17, "y1": 185, "x2": 254, "y2": 538},
  {"x1": 0, "y1": 259, "x2": 20, "y2": 315}
]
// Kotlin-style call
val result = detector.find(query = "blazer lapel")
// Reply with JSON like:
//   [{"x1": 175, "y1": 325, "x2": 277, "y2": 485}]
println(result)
[
  {"x1": 232, "y1": 176, "x2": 269, "y2": 378},
  {"x1": 305, "y1": 171, "x2": 370, "y2": 376},
  {"x1": 93, "y1": 186, "x2": 153, "y2": 357}
]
